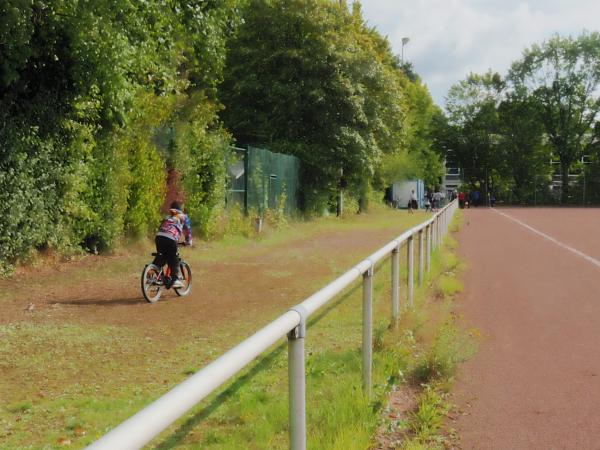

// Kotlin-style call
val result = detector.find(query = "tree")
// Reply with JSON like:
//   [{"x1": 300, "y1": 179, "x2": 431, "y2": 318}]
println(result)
[
  {"x1": 497, "y1": 94, "x2": 550, "y2": 203},
  {"x1": 508, "y1": 32, "x2": 600, "y2": 203},
  {"x1": 444, "y1": 71, "x2": 505, "y2": 200},
  {"x1": 380, "y1": 78, "x2": 444, "y2": 190},
  {"x1": 221, "y1": 0, "x2": 440, "y2": 212},
  {"x1": 221, "y1": 1, "x2": 365, "y2": 210}
]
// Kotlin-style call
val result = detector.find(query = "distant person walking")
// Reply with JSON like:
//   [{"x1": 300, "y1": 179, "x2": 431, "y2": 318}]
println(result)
[
  {"x1": 408, "y1": 189, "x2": 418, "y2": 213},
  {"x1": 458, "y1": 191, "x2": 466, "y2": 208},
  {"x1": 424, "y1": 191, "x2": 432, "y2": 212},
  {"x1": 433, "y1": 189, "x2": 442, "y2": 212}
]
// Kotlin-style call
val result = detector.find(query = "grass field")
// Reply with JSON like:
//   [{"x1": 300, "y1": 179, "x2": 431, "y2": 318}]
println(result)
[{"x1": 0, "y1": 205, "x2": 470, "y2": 449}]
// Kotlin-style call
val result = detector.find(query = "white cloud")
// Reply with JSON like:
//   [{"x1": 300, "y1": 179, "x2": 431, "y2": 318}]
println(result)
[{"x1": 359, "y1": 0, "x2": 600, "y2": 106}]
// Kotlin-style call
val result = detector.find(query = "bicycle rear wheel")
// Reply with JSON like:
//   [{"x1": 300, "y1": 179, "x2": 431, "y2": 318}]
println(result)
[
  {"x1": 174, "y1": 261, "x2": 192, "y2": 297},
  {"x1": 142, "y1": 264, "x2": 163, "y2": 303}
]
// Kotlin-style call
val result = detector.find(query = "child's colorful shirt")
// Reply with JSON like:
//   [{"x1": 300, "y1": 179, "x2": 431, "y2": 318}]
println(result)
[{"x1": 156, "y1": 209, "x2": 193, "y2": 245}]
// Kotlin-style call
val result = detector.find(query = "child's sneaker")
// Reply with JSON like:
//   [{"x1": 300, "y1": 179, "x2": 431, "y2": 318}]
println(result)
[{"x1": 171, "y1": 278, "x2": 184, "y2": 289}]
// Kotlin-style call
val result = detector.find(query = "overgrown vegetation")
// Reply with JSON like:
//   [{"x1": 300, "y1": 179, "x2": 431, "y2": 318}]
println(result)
[
  {"x1": 0, "y1": 0, "x2": 242, "y2": 273},
  {"x1": 370, "y1": 213, "x2": 477, "y2": 450},
  {"x1": 1, "y1": 0, "x2": 443, "y2": 274}
]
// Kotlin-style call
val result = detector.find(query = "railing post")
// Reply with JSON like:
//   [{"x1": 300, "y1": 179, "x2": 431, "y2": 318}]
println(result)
[
  {"x1": 391, "y1": 245, "x2": 400, "y2": 322},
  {"x1": 407, "y1": 236, "x2": 414, "y2": 306},
  {"x1": 362, "y1": 265, "x2": 373, "y2": 397},
  {"x1": 418, "y1": 229, "x2": 424, "y2": 286},
  {"x1": 442, "y1": 213, "x2": 445, "y2": 240},
  {"x1": 442, "y1": 212, "x2": 445, "y2": 237},
  {"x1": 442, "y1": 209, "x2": 448, "y2": 236},
  {"x1": 441, "y1": 212, "x2": 444, "y2": 241},
  {"x1": 288, "y1": 307, "x2": 307, "y2": 450},
  {"x1": 427, "y1": 224, "x2": 432, "y2": 274},
  {"x1": 444, "y1": 209, "x2": 448, "y2": 235}
]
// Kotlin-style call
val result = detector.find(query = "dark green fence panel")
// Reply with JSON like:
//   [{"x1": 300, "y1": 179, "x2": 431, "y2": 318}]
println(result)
[
  {"x1": 226, "y1": 147, "x2": 247, "y2": 209},
  {"x1": 226, "y1": 146, "x2": 300, "y2": 215}
]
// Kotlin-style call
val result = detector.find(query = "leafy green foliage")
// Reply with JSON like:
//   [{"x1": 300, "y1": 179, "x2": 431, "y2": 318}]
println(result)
[
  {"x1": 0, "y1": 121, "x2": 70, "y2": 270},
  {"x1": 176, "y1": 115, "x2": 231, "y2": 238}
]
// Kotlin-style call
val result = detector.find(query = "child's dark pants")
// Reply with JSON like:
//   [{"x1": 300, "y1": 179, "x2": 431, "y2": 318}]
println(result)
[{"x1": 154, "y1": 236, "x2": 179, "y2": 283}]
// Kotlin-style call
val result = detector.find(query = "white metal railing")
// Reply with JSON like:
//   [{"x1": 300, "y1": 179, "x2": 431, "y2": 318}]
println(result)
[{"x1": 87, "y1": 200, "x2": 458, "y2": 450}]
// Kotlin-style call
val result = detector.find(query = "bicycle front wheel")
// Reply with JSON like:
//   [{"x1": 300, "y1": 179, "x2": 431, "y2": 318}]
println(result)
[
  {"x1": 142, "y1": 264, "x2": 163, "y2": 303},
  {"x1": 174, "y1": 261, "x2": 192, "y2": 297}
]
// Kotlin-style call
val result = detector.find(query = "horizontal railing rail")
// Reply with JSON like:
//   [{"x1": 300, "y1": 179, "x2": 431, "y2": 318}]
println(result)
[{"x1": 87, "y1": 200, "x2": 458, "y2": 450}]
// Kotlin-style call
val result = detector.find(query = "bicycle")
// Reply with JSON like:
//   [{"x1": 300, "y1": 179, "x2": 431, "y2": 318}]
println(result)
[{"x1": 141, "y1": 245, "x2": 192, "y2": 303}]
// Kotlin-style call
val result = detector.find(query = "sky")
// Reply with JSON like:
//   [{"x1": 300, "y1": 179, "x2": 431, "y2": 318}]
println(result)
[{"x1": 359, "y1": 0, "x2": 600, "y2": 107}]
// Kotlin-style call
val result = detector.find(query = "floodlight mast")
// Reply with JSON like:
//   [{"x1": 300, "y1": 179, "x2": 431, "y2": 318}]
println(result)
[{"x1": 401, "y1": 37, "x2": 410, "y2": 64}]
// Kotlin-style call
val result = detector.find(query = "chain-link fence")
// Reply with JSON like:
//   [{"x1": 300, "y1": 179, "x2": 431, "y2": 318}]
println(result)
[{"x1": 226, "y1": 146, "x2": 300, "y2": 215}]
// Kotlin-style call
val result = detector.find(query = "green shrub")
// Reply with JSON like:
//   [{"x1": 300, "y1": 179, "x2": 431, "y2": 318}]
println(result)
[
  {"x1": 173, "y1": 98, "x2": 231, "y2": 238},
  {"x1": 119, "y1": 93, "x2": 171, "y2": 239},
  {"x1": 0, "y1": 118, "x2": 76, "y2": 272}
]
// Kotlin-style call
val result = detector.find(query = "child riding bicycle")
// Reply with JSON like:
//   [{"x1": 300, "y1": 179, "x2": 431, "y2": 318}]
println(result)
[{"x1": 154, "y1": 201, "x2": 193, "y2": 289}]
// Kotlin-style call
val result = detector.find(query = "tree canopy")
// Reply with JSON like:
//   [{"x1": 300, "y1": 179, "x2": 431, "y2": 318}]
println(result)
[
  {"x1": 442, "y1": 32, "x2": 600, "y2": 205},
  {"x1": 509, "y1": 32, "x2": 600, "y2": 201},
  {"x1": 220, "y1": 0, "x2": 442, "y2": 212}
]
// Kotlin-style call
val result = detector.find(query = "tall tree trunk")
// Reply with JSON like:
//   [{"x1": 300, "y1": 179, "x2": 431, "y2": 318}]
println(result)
[{"x1": 358, "y1": 179, "x2": 369, "y2": 214}]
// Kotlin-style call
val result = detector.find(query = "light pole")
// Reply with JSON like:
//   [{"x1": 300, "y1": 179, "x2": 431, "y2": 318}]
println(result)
[{"x1": 401, "y1": 37, "x2": 410, "y2": 65}]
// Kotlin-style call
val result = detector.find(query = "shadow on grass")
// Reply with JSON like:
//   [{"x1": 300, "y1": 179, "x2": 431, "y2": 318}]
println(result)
[
  {"x1": 52, "y1": 289, "x2": 192, "y2": 306},
  {"x1": 52, "y1": 297, "x2": 145, "y2": 306},
  {"x1": 153, "y1": 282, "x2": 362, "y2": 449}
]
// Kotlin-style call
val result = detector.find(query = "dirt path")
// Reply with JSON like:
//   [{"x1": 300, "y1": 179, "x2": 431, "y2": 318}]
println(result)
[
  {"x1": 0, "y1": 211, "x2": 427, "y2": 341},
  {"x1": 453, "y1": 208, "x2": 600, "y2": 449}
]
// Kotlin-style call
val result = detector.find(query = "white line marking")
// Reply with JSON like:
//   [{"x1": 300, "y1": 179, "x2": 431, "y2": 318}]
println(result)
[{"x1": 492, "y1": 208, "x2": 600, "y2": 269}]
